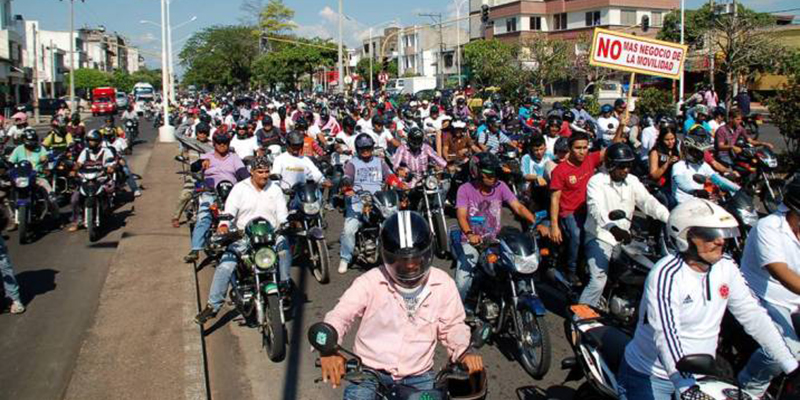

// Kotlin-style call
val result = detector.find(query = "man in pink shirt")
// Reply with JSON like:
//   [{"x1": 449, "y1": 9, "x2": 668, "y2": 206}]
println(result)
[{"x1": 319, "y1": 211, "x2": 483, "y2": 398}]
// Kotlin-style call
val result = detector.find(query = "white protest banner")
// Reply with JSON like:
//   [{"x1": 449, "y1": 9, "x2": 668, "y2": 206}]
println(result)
[{"x1": 589, "y1": 28, "x2": 688, "y2": 80}]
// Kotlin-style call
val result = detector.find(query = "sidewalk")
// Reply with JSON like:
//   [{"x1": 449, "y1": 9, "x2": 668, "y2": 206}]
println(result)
[{"x1": 63, "y1": 142, "x2": 207, "y2": 400}]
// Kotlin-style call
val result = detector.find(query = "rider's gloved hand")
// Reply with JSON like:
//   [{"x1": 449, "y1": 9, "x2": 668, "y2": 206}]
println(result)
[
  {"x1": 609, "y1": 226, "x2": 632, "y2": 244},
  {"x1": 680, "y1": 385, "x2": 715, "y2": 400}
]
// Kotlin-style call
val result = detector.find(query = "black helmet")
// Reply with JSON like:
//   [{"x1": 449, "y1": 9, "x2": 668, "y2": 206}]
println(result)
[
  {"x1": 320, "y1": 108, "x2": 330, "y2": 120},
  {"x1": 342, "y1": 115, "x2": 356, "y2": 131},
  {"x1": 371, "y1": 115, "x2": 384, "y2": 128},
  {"x1": 783, "y1": 175, "x2": 800, "y2": 214},
  {"x1": 212, "y1": 131, "x2": 231, "y2": 144},
  {"x1": 278, "y1": 106, "x2": 287, "y2": 118},
  {"x1": 236, "y1": 119, "x2": 248, "y2": 130},
  {"x1": 262, "y1": 115, "x2": 273, "y2": 126},
  {"x1": 658, "y1": 116, "x2": 677, "y2": 133},
  {"x1": 469, "y1": 152, "x2": 500, "y2": 180},
  {"x1": 402, "y1": 108, "x2": 415, "y2": 120},
  {"x1": 380, "y1": 211, "x2": 434, "y2": 289},
  {"x1": 215, "y1": 180, "x2": 235, "y2": 204},
  {"x1": 355, "y1": 133, "x2": 375, "y2": 153},
  {"x1": 196, "y1": 122, "x2": 211, "y2": 135},
  {"x1": 199, "y1": 112, "x2": 212, "y2": 124},
  {"x1": 605, "y1": 143, "x2": 636, "y2": 170},
  {"x1": 286, "y1": 130, "x2": 305, "y2": 148},
  {"x1": 486, "y1": 115, "x2": 500, "y2": 128},
  {"x1": 554, "y1": 137, "x2": 570, "y2": 154},
  {"x1": 22, "y1": 128, "x2": 38, "y2": 146},
  {"x1": 71, "y1": 112, "x2": 81, "y2": 124},
  {"x1": 295, "y1": 118, "x2": 309, "y2": 132},
  {"x1": 407, "y1": 127, "x2": 424, "y2": 151},
  {"x1": 546, "y1": 115, "x2": 563, "y2": 128},
  {"x1": 456, "y1": 97, "x2": 466, "y2": 105},
  {"x1": 684, "y1": 126, "x2": 713, "y2": 153},
  {"x1": 562, "y1": 110, "x2": 575, "y2": 123}
]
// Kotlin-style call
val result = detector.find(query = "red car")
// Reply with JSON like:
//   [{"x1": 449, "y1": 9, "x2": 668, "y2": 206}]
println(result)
[{"x1": 91, "y1": 87, "x2": 117, "y2": 116}]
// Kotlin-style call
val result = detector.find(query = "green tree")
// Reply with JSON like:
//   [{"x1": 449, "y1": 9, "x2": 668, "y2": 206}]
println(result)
[
  {"x1": 252, "y1": 37, "x2": 338, "y2": 90},
  {"x1": 179, "y1": 25, "x2": 260, "y2": 89},
  {"x1": 110, "y1": 70, "x2": 135, "y2": 93},
  {"x1": 130, "y1": 69, "x2": 163, "y2": 89},
  {"x1": 766, "y1": 79, "x2": 800, "y2": 167},
  {"x1": 657, "y1": 5, "x2": 715, "y2": 47},
  {"x1": 636, "y1": 88, "x2": 675, "y2": 117},
  {"x1": 258, "y1": 0, "x2": 296, "y2": 34},
  {"x1": 356, "y1": 58, "x2": 398, "y2": 84},
  {"x1": 463, "y1": 39, "x2": 520, "y2": 96},
  {"x1": 521, "y1": 34, "x2": 571, "y2": 94},
  {"x1": 66, "y1": 68, "x2": 110, "y2": 94}
]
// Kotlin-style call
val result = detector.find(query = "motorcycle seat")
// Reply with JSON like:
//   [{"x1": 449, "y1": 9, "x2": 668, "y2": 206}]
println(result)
[{"x1": 584, "y1": 325, "x2": 631, "y2": 374}]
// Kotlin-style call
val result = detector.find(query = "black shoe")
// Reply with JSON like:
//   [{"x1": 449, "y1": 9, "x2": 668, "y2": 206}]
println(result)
[
  {"x1": 184, "y1": 250, "x2": 199, "y2": 263},
  {"x1": 194, "y1": 305, "x2": 218, "y2": 325},
  {"x1": 567, "y1": 272, "x2": 581, "y2": 287},
  {"x1": 279, "y1": 281, "x2": 293, "y2": 311}
]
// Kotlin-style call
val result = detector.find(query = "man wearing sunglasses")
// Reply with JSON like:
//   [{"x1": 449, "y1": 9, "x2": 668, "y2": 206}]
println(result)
[{"x1": 578, "y1": 143, "x2": 669, "y2": 307}]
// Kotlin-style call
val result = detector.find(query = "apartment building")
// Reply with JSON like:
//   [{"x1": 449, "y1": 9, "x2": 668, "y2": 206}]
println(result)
[
  {"x1": 469, "y1": 0, "x2": 678, "y2": 42},
  {"x1": 0, "y1": 0, "x2": 29, "y2": 107},
  {"x1": 396, "y1": 24, "x2": 469, "y2": 80}
]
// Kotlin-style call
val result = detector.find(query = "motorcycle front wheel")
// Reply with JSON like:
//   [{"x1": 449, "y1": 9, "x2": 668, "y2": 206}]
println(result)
[
  {"x1": 263, "y1": 295, "x2": 286, "y2": 362},
  {"x1": 310, "y1": 239, "x2": 330, "y2": 284},
  {"x1": 432, "y1": 213, "x2": 449, "y2": 258},
  {"x1": 87, "y1": 205, "x2": 100, "y2": 242},
  {"x1": 517, "y1": 309, "x2": 551, "y2": 379}
]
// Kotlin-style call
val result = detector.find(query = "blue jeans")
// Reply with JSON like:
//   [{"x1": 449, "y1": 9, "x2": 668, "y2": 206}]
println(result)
[
  {"x1": 190, "y1": 193, "x2": 215, "y2": 251},
  {"x1": 122, "y1": 163, "x2": 139, "y2": 192},
  {"x1": 579, "y1": 238, "x2": 620, "y2": 306},
  {"x1": 343, "y1": 370, "x2": 435, "y2": 400},
  {"x1": 0, "y1": 236, "x2": 21, "y2": 303},
  {"x1": 207, "y1": 235, "x2": 292, "y2": 312},
  {"x1": 739, "y1": 300, "x2": 800, "y2": 398},
  {"x1": 560, "y1": 213, "x2": 586, "y2": 275},
  {"x1": 339, "y1": 217, "x2": 362, "y2": 264},
  {"x1": 617, "y1": 358, "x2": 678, "y2": 400},
  {"x1": 450, "y1": 230, "x2": 480, "y2": 303}
]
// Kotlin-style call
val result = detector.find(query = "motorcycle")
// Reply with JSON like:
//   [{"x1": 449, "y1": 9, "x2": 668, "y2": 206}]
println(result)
[
  {"x1": 78, "y1": 164, "x2": 114, "y2": 242},
  {"x1": 124, "y1": 119, "x2": 139, "y2": 151},
  {"x1": 497, "y1": 144, "x2": 525, "y2": 200},
  {"x1": 47, "y1": 151, "x2": 76, "y2": 205},
  {"x1": 10, "y1": 161, "x2": 51, "y2": 244},
  {"x1": 308, "y1": 322, "x2": 487, "y2": 400},
  {"x1": 465, "y1": 226, "x2": 551, "y2": 379},
  {"x1": 350, "y1": 188, "x2": 400, "y2": 267},
  {"x1": 201, "y1": 180, "x2": 236, "y2": 260},
  {"x1": 407, "y1": 164, "x2": 449, "y2": 258},
  {"x1": 280, "y1": 177, "x2": 331, "y2": 284},
  {"x1": 210, "y1": 217, "x2": 288, "y2": 362},
  {"x1": 732, "y1": 140, "x2": 783, "y2": 213}
]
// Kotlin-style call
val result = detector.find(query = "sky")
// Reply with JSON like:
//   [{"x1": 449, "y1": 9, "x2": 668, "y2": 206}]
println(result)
[{"x1": 13, "y1": 0, "x2": 799, "y2": 74}]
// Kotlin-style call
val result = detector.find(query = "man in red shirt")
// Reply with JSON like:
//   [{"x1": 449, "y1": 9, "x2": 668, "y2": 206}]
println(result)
[{"x1": 549, "y1": 128, "x2": 624, "y2": 285}]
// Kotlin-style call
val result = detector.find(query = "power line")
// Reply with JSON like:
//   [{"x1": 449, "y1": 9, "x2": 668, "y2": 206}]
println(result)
[{"x1": 765, "y1": 7, "x2": 800, "y2": 14}]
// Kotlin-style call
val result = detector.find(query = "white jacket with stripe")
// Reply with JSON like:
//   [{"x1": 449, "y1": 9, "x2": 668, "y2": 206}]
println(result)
[{"x1": 623, "y1": 254, "x2": 798, "y2": 391}]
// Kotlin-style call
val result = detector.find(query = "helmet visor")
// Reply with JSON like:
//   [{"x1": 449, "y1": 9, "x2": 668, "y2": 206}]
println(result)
[
  {"x1": 688, "y1": 226, "x2": 740, "y2": 242},
  {"x1": 381, "y1": 245, "x2": 433, "y2": 289}
]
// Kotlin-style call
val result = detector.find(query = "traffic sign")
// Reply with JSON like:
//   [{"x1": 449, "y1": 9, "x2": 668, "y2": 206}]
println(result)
[{"x1": 378, "y1": 72, "x2": 389, "y2": 84}]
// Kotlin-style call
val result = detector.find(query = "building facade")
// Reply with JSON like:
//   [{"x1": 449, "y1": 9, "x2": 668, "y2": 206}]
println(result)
[{"x1": 396, "y1": 24, "x2": 469, "y2": 81}]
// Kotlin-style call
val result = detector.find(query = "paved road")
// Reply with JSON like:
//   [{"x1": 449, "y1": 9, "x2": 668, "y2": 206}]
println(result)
[{"x1": 0, "y1": 117, "x2": 156, "y2": 400}]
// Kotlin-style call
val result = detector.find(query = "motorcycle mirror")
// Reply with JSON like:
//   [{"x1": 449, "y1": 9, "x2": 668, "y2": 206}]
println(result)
[
  {"x1": 174, "y1": 155, "x2": 187, "y2": 163},
  {"x1": 692, "y1": 174, "x2": 707, "y2": 184},
  {"x1": 269, "y1": 174, "x2": 281, "y2": 182},
  {"x1": 307, "y1": 322, "x2": 339, "y2": 356},
  {"x1": 676, "y1": 354, "x2": 720, "y2": 377},
  {"x1": 608, "y1": 210, "x2": 628, "y2": 221}
]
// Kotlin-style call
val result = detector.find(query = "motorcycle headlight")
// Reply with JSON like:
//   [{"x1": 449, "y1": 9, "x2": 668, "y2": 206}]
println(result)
[
  {"x1": 425, "y1": 175, "x2": 439, "y2": 190},
  {"x1": 14, "y1": 177, "x2": 29, "y2": 188},
  {"x1": 738, "y1": 207, "x2": 759, "y2": 227},
  {"x1": 513, "y1": 253, "x2": 540, "y2": 274},
  {"x1": 766, "y1": 158, "x2": 778, "y2": 169},
  {"x1": 303, "y1": 201, "x2": 321, "y2": 215},
  {"x1": 254, "y1": 247, "x2": 277, "y2": 270}
]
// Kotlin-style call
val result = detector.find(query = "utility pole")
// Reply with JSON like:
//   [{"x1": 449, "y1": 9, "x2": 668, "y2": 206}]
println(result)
[
  {"x1": 708, "y1": 0, "x2": 715, "y2": 92},
  {"x1": 50, "y1": 40, "x2": 56, "y2": 97},
  {"x1": 369, "y1": 27, "x2": 373, "y2": 93},
  {"x1": 337, "y1": 0, "x2": 344, "y2": 94},
  {"x1": 419, "y1": 13, "x2": 443, "y2": 89},
  {"x1": 62, "y1": 0, "x2": 83, "y2": 114},
  {"x1": 32, "y1": 25, "x2": 40, "y2": 123},
  {"x1": 679, "y1": 0, "x2": 685, "y2": 112},
  {"x1": 159, "y1": 0, "x2": 175, "y2": 142},
  {"x1": 166, "y1": 0, "x2": 175, "y2": 103}
]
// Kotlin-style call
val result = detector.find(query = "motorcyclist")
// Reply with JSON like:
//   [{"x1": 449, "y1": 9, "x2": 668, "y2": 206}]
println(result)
[
  {"x1": 69, "y1": 129, "x2": 117, "y2": 232},
  {"x1": 476, "y1": 115, "x2": 511, "y2": 154},
  {"x1": 7, "y1": 112, "x2": 28, "y2": 145},
  {"x1": 184, "y1": 131, "x2": 250, "y2": 263},
  {"x1": 714, "y1": 108, "x2": 774, "y2": 167},
  {"x1": 442, "y1": 119, "x2": 480, "y2": 163},
  {"x1": 618, "y1": 199, "x2": 799, "y2": 400},
  {"x1": 121, "y1": 105, "x2": 138, "y2": 124},
  {"x1": 683, "y1": 104, "x2": 711, "y2": 135},
  {"x1": 102, "y1": 125, "x2": 141, "y2": 198},
  {"x1": 365, "y1": 115, "x2": 398, "y2": 154},
  {"x1": 671, "y1": 126, "x2": 738, "y2": 205},
  {"x1": 570, "y1": 97, "x2": 596, "y2": 132},
  {"x1": 194, "y1": 156, "x2": 292, "y2": 325},
  {"x1": 337, "y1": 134, "x2": 393, "y2": 274},
  {"x1": 255, "y1": 115, "x2": 283, "y2": 150},
  {"x1": 320, "y1": 211, "x2": 484, "y2": 398},
  {"x1": 578, "y1": 143, "x2": 669, "y2": 307},
  {"x1": 391, "y1": 127, "x2": 447, "y2": 188},
  {"x1": 317, "y1": 107, "x2": 341, "y2": 136},
  {"x1": 99, "y1": 115, "x2": 124, "y2": 141},
  {"x1": 738, "y1": 177, "x2": 800, "y2": 397},
  {"x1": 521, "y1": 134, "x2": 553, "y2": 210},
  {"x1": 270, "y1": 130, "x2": 329, "y2": 193},
  {"x1": 454, "y1": 97, "x2": 472, "y2": 120},
  {"x1": 42, "y1": 115, "x2": 74, "y2": 154},
  {"x1": 9, "y1": 128, "x2": 52, "y2": 193},
  {"x1": 67, "y1": 112, "x2": 86, "y2": 139},
  {"x1": 230, "y1": 119, "x2": 259, "y2": 159},
  {"x1": 172, "y1": 123, "x2": 211, "y2": 228},
  {"x1": 451, "y1": 152, "x2": 536, "y2": 305}
]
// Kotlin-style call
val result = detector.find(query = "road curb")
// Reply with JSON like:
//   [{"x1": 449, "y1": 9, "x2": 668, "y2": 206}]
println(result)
[{"x1": 62, "y1": 141, "x2": 209, "y2": 400}]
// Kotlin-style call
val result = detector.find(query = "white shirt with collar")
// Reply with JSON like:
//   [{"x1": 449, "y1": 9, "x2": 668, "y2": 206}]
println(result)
[
  {"x1": 741, "y1": 205, "x2": 800, "y2": 310},
  {"x1": 230, "y1": 135, "x2": 259, "y2": 159},
  {"x1": 585, "y1": 172, "x2": 670, "y2": 246},
  {"x1": 220, "y1": 178, "x2": 288, "y2": 232},
  {"x1": 271, "y1": 152, "x2": 325, "y2": 191}
]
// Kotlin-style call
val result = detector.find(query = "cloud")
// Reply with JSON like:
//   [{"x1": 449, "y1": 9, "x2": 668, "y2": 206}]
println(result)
[
  {"x1": 131, "y1": 32, "x2": 158, "y2": 46},
  {"x1": 293, "y1": 6, "x2": 370, "y2": 48},
  {"x1": 445, "y1": 1, "x2": 469, "y2": 21}
]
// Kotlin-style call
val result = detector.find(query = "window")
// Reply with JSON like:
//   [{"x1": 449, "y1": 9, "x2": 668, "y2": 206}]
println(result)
[
  {"x1": 554, "y1": 13, "x2": 567, "y2": 31},
  {"x1": 444, "y1": 53, "x2": 454, "y2": 68},
  {"x1": 364, "y1": 44, "x2": 370, "y2": 54},
  {"x1": 530, "y1": 16, "x2": 541, "y2": 31},
  {"x1": 621, "y1": 10, "x2": 636, "y2": 26},
  {"x1": 506, "y1": 17, "x2": 517, "y2": 32},
  {"x1": 651, "y1": 11, "x2": 663, "y2": 27},
  {"x1": 585, "y1": 11, "x2": 601, "y2": 27}
]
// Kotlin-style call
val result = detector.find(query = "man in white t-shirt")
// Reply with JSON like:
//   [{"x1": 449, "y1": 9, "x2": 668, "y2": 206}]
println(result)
[
  {"x1": 364, "y1": 115, "x2": 397, "y2": 155},
  {"x1": 230, "y1": 121, "x2": 259, "y2": 159},
  {"x1": 739, "y1": 179, "x2": 800, "y2": 398},
  {"x1": 271, "y1": 130, "x2": 329, "y2": 191}
]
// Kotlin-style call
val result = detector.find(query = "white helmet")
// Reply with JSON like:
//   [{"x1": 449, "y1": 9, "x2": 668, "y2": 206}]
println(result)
[{"x1": 668, "y1": 199, "x2": 740, "y2": 252}]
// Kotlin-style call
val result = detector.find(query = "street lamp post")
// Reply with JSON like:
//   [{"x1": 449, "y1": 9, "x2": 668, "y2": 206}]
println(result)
[
  {"x1": 166, "y1": 0, "x2": 174, "y2": 103},
  {"x1": 367, "y1": 20, "x2": 398, "y2": 93},
  {"x1": 337, "y1": 0, "x2": 344, "y2": 94},
  {"x1": 455, "y1": 0, "x2": 468, "y2": 88},
  {"x1": 159, "y1": 0, "x2": 175, "y2": 142},
  {"x1": 62, "y1": 0, "x2": 81, "y2": 114},
  {"x1": 679, "y1": 0, "x2": 685, "y2": 112}
]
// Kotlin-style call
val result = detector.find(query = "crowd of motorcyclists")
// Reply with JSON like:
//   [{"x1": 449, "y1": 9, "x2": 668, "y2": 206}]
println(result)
[{"x1": 2, "y1": 82, "x2": 784, "y2": 400}]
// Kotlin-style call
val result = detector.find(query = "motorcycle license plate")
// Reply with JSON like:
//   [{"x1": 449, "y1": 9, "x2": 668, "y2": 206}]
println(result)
[{"x1": 570, "y1": 304, "x2": 600, "y2": 321}]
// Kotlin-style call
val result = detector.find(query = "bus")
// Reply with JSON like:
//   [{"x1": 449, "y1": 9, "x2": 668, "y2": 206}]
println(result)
[{"x1": 133, "y1": 83, "x2": 155, "y2": 115}]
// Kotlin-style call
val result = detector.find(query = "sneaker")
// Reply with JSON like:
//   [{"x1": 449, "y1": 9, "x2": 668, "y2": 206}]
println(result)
[
  {"x1": 67, "y1": 223, "x2": 79, "y2": 232},
  {"x1": 10, "y1": 300, "x2": 25, "y2": 314},
  {"x1": 338, "y1": 260, "x2": 348, "y2": 274},
  {"x1": 324, "y1": 203, "x2": 335, "y2": 211},
  {"x1": 134, "y1": 190, "x2": 142, "y2": 197},
  {"x1": 194, "y1": 305, "x2": 217, "y2": 325},
  {"x1": 184, "y1": 250, "x2": 199, "y2": 263}
]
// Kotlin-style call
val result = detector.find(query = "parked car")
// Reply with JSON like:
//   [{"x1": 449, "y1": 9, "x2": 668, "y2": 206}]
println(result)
[
  {"x1": 36, "y1": 98, "x2": 68, "y2": 116},
  {"x1": 116, "y1": 92, "x2": 129, "y2": 109},
  {"x1": 60, "y1": 96, "x2": 90, "y2": 112},
  {"x1": 583, "y1": 80, "x2": 624, "y2": 100}
]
